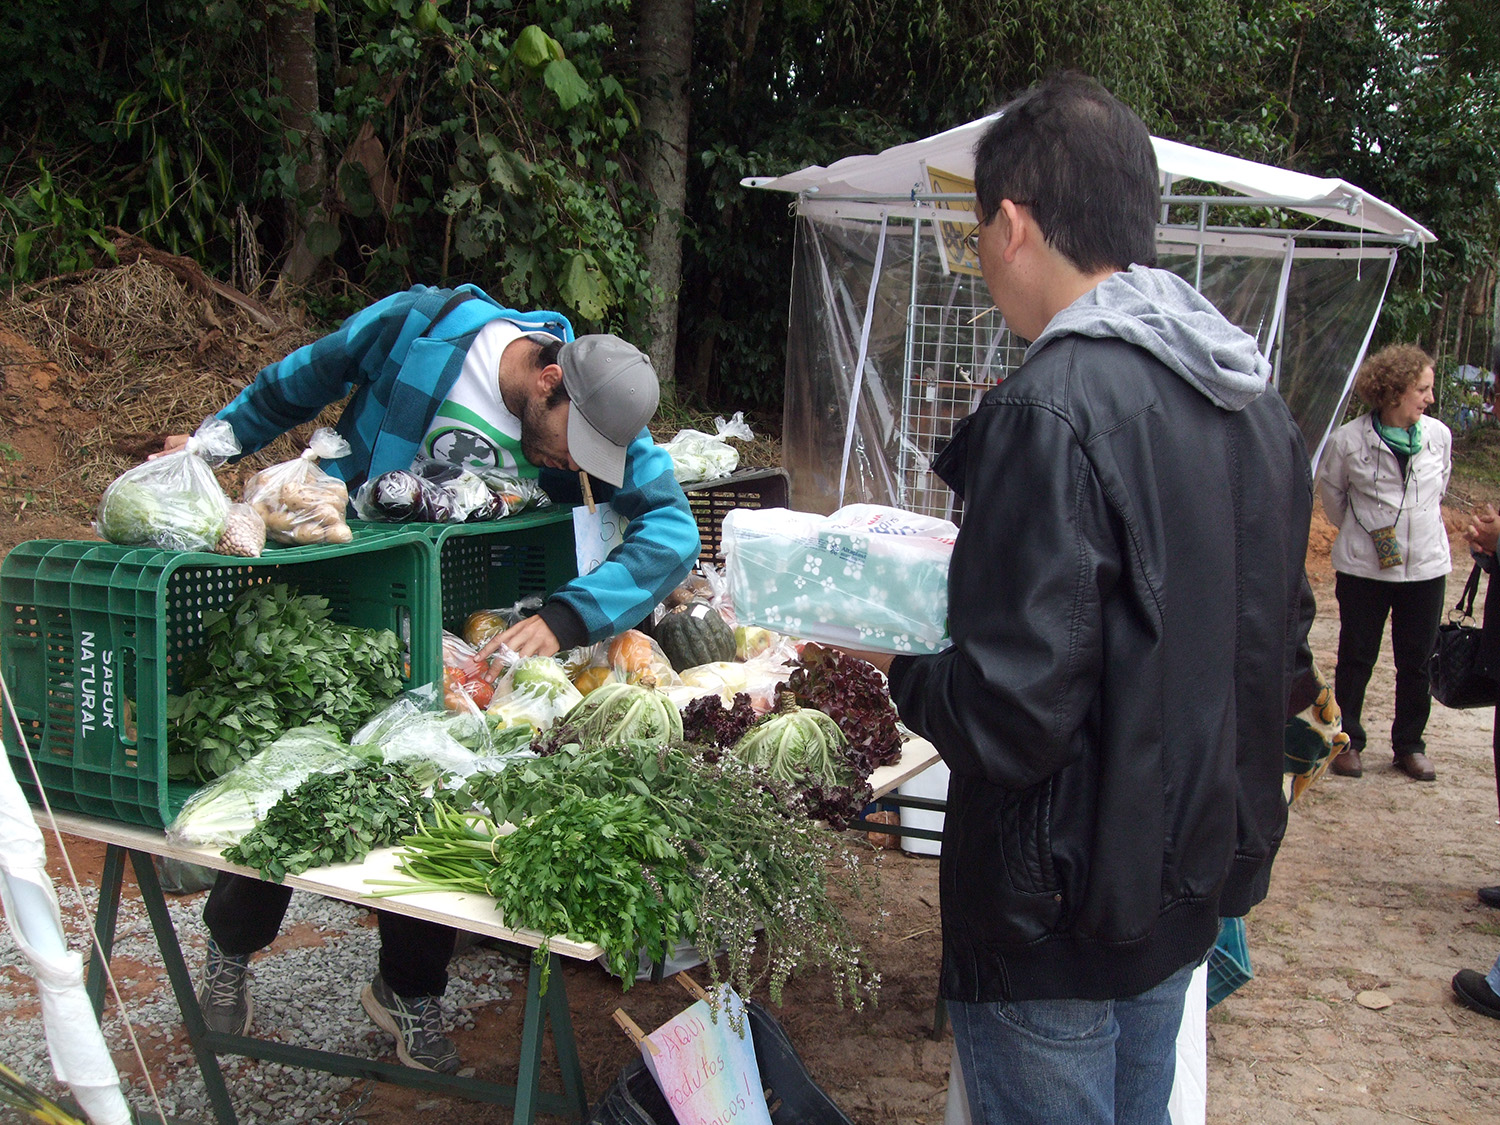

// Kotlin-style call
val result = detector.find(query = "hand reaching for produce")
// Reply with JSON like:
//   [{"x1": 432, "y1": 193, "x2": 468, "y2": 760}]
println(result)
[{"x1": 480, "y1": 613, "x2": 561, "y2": 659}]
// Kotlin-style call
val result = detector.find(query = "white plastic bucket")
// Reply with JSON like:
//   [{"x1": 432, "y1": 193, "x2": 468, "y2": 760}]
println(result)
[{"x1": 898, "y1": 758, "x2": 949, "y2": 855}]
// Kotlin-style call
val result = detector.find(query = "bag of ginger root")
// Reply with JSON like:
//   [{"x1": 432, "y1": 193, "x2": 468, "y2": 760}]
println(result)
[{"x1": 243, "y1": 428, "x2": 354, "y2": 545}]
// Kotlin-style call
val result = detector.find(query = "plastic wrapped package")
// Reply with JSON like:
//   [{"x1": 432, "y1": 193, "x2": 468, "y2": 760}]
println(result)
[
  {"x1": 462, "y1": 595, "x2": 545, "y2": 649},
  {"x1": 354, "y1": 469, "x2": 450, "y2": 522},
  {"x1": 355, "y1": 457, "x2": 549, "y2": 523},
  {"x1": 96, "y1": 417, "x2": 238, "y2": 552},
  {"x1": 605, "y1": 629, "x2": 680, "y2": 687},
  {"x1": 166, "y1": 726, "x2": 373, "y2": 848},
  {"x1": 416, "y1": 459, "x2": 501, "y2": 521},
  {"x1": 723, "y1": 504, "x2": 955, "y2": 654},
  {"x1": 667, "y1": 647, "x2": 796, "y2": 713},
  {"x1": 486, "y1": 652, "x2": 583, "y2": 730},
  {"x1": 441, "y1": 631, "x2": 503, "y2": 709},
  {"x1": 353, "y1": 684, "x2": 534, "y2": 773},
  {"x1": 215, "y1": 502, "x2": 267, "y2": 557},
  {"x1": 244, "y1": 427, "x2": 353, "y2": 545},
  {"x1": 661, "y1": 412, "x2": 754, "y2": 484},
  {"x1": 471, "y1": 467, "x2": 550, "y2": 517}
]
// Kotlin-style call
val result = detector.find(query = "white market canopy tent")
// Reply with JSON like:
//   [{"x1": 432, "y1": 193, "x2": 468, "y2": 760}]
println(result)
[{"x1": 747, "y1": 112, "x2": 1437, "y2": 517}]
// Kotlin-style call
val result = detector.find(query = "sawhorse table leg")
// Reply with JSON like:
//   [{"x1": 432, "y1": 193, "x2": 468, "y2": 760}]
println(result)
[{"x1": 84, "y1": 845, "x2": 589, "y2": 1124}]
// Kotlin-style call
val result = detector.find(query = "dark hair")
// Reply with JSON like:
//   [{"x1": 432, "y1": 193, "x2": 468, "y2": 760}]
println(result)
[
  {"x1": 973, "y1": 73, "x2": 1159, "y2": 273},
  {"x1": 1354, "y1": 343, "x2": 1434, "y2": 411},
  {"x1": 529, "y1": 336, "x2": 570, "y2": 408}
]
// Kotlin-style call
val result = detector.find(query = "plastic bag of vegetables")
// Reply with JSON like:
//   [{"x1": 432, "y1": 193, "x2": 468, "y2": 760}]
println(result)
[
  {"x1": 461, "y1": 595, "x2": 544, "y2": 650},
  {"x1": 166, "y1": 725, "x2": 372, "y2": 848},
  {"x1": 660, "y1": 412, "x2": 754, "y2": 484},
  {"x1": 354, "y1": 467, "x2": 455, "y2": 522},
  {"x1": 442, "y1": 631, "x2": 503, "y2": 709},
  {"x1": 96, "y1": 416, "x2": 238, "y2": 552},
  {"x1": 243, "y1": 427, "x2": 353, "y2": 545},
  {"x1": 471, "y1": 468, "x2": 551, "y2": 517},
  {"x1": 353, "y1": 683, "x2": 534, "y2": 771},
  {"x1": 487, "y1": 653, "x2": 583, "y2": 730},
  {"x1": 353, "y1": 457, "x2": 503, "y2": 523}
]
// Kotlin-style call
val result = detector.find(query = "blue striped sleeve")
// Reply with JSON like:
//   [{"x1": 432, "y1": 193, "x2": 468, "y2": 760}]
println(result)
[
  {"x1": 216, "y1": 288, "x2": 437, "y2": 455},
  {"x1": 545, "y1": 434, "x2": 699, "y2": 641}
]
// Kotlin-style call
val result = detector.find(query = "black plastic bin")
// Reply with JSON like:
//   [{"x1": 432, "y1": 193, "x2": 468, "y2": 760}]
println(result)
[
  {"x1": 682, "y1": 468, "x2": 790, "y2": 565},
  {"x1": 588, "y1": 999, "x2": 853, "y2": 1125}
]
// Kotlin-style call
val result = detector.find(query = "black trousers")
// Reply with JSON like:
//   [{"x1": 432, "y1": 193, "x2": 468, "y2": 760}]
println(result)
[
  {"x1": 1333, "y1": 571, "x2": 1447, "y2": 758},
  {"x1": 202, "y1": 872, "x2": 457, "y2": 999}
]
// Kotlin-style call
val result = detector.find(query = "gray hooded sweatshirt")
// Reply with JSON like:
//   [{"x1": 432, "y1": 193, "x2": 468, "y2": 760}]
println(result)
[{"x1": 1027, "y1": 264, "x2": 1271, "y2": 413}]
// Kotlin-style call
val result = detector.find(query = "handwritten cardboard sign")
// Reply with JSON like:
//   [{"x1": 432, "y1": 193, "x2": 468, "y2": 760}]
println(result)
[
  {"x1": 573, "y1": 501, "x2": 626, "y2": 576},
  {"x1": 642, "y1": 987, "x2": 773, "y2": 1125}
]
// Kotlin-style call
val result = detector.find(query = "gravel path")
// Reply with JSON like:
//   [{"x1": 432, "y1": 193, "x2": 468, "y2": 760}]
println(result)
[{"x1": 0, "y1": 871, "x2": 519, "y2": 1124}]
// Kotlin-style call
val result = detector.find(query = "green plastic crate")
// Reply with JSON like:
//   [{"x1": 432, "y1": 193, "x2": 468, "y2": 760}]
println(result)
[
  {"x1": 1, "y1": 531, "x2": 436, "y2": 828},
  {"x1": 353, "y1": 507, "x2": 580, "y2": 636}
]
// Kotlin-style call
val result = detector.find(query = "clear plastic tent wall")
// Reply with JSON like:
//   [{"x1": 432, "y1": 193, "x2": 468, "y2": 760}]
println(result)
[{"x1": 782, "y1": 211, "x2": 1397, "y2": 517}]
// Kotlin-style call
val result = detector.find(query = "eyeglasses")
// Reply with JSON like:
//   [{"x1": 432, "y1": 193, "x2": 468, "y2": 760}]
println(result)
[{"x1": 963, "y1": 200, "x2": 1038, "y2": 257}]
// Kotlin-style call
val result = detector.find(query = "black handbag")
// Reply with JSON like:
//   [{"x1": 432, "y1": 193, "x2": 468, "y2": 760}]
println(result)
[{"x1": 1430, "y1": 564, "x2": 1500, "y2": 709}]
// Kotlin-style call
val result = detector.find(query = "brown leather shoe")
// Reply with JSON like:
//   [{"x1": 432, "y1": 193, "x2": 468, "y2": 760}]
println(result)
[
  {"x1": 1394, "y1": 752, "x2": 1436, "y2": 781},
  {"x1": 1330, "y1": 745, "x2": 1363, "y2": 777}
]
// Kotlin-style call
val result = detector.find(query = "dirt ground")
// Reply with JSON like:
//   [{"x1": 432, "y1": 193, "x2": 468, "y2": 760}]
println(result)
[{"x1": 4, "y1": 263, "x2": 1500, "y2": 1122}]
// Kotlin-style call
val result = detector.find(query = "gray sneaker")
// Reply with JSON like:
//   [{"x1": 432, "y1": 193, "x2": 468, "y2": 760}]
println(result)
[
  {"x1": 196, "y1": 940, "x2": 252, "y2": 1036},
  {"x1": 360, "y1": 973, "x2": 461, "y2": 1074}
]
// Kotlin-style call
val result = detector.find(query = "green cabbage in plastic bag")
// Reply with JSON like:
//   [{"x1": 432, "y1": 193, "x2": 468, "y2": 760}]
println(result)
[{"x1": 96, "y1": 417, "x2": 238, "y2": 551}]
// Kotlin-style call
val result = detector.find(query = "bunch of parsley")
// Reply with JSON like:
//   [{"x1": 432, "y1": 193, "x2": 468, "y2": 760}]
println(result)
[{"x1": 390, "y1": 739, "x2": 880, "y2": 1008}]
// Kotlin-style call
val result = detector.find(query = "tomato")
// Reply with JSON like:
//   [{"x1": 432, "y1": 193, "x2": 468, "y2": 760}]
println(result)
[
  {"x1": 461, "y1": 678, "x2": 494, "y2": 709},
  {"x1": 443, "y1": 666, "x2": 495, "y2": 709}
]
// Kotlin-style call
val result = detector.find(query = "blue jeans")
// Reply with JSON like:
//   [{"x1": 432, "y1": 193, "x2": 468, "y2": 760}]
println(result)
[{"x1": 950, "y1": 960, "x2": 1197, "y2": 1125}]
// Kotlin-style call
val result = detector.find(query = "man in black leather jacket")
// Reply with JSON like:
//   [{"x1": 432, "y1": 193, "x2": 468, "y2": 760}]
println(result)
[{"x1": 857, "y1": 76, "x2": 1313, "y2": 1123}]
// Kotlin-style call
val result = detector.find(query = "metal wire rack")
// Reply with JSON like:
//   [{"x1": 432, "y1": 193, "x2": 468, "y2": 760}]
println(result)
[{"x1": 897, "y1": 303, "x2": 1027, "y2": 519}]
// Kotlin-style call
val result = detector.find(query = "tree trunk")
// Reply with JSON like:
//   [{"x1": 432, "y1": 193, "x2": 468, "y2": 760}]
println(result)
[
  {"x1": 269, "y1": 1, "x2": 329, "y2": 292},
  {"x1": 637, "y1": 0, "x2": 694, "y2": 401}
]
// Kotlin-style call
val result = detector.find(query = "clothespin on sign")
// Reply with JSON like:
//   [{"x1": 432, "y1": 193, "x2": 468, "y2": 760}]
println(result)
[
  {"x1": 611, "y1": 1008, "x2": 659, "y2": 1055},
  {"x1": 674, "y1": 973, "x2": 710, "y2": 1001},
  {"x1": 579, "y1": 471, "x2": 596, "y2": 513}
]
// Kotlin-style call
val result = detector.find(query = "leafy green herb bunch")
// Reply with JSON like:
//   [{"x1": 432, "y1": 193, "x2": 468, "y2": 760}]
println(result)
[
  {"x1": 168, "y1": 583, "x2": 405, "y2": 781},
  {"x1": 396, "y1": 738, "x2": 881, "y2": 1009}
]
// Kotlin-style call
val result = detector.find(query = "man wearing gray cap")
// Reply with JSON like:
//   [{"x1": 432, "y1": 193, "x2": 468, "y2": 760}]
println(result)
[
  {"x1": 161, "y1": 283, "x2": 700, "y2": 657},
  {"x1": 165, "y1": 284, "x2": 700, "y2": 1072}
]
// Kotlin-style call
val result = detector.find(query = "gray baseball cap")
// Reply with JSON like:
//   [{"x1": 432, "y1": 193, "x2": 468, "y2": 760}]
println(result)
[{"x1": 558, "y1": 334, "x2": 659, "y2": 488}]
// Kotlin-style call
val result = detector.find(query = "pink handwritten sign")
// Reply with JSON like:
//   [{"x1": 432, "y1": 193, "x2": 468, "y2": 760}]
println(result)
[{"x1": 642, "y1": 988, "x2": 773, "y2": 1125}]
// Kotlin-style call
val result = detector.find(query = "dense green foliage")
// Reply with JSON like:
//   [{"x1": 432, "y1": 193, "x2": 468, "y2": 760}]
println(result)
[
  {"x1": 223, "y1": 757, "x2": 437, "y2": 880},
  {"x1": 3, "y1": 0, "x2": 1498, "y2": 406},
  {"x1": 167, "y1": 583, "x2": 405, "y2": 781}
]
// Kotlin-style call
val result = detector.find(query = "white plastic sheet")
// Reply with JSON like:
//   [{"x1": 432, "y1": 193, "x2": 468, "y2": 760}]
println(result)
[{"x1": 0, "y1": 743, "x2": 132, "y2": 1124}]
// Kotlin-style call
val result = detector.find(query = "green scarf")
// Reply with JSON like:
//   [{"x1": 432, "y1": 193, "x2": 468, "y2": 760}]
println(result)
[{"x1": 1373, "y1": 415, "x2": 1422, "y2": 456}]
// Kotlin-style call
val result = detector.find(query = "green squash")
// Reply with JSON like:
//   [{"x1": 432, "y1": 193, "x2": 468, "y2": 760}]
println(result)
[{"x1": 655, "y1": 602, "x2": 736, "y2": 672}]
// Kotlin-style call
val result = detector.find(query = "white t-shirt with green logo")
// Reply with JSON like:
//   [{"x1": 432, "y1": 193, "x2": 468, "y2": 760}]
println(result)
[{"x1": 421, "y1": 320, "x2": 550, "y2": 476}]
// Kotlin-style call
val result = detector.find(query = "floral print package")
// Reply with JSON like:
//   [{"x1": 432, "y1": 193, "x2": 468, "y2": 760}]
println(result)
[{"x1": 721, "y1": 504, "x2": 955, "y2": 654}]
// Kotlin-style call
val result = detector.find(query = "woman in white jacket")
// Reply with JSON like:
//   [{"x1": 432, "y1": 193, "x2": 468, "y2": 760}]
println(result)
[{"x1": 1320, "y1": 344, "x2": 1451, "y2": 781}]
